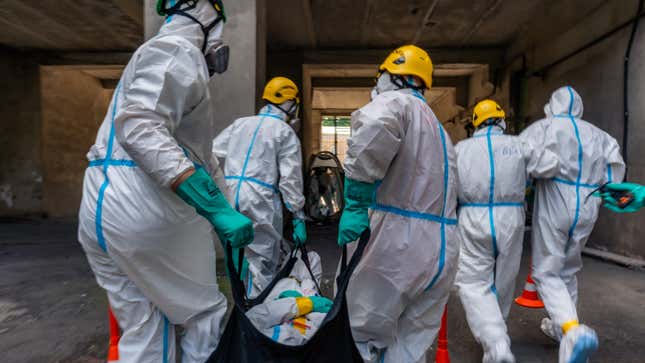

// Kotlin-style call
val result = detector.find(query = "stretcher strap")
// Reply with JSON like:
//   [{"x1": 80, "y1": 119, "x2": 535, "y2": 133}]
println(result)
[
  {"x1": 337, "y1": 230, "x2": 370, "y2": 292},
  {"x1": 299, "y1": 244, "x2": 322, "y2": 295},
  {"x1": 226, "y1": 244, "x2": 250, "y2": 309},
  {"x1": 225, "y1": 231, "x2": 371, "y2": 312}
]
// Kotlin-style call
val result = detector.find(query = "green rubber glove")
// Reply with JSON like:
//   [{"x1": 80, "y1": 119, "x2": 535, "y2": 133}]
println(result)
[
  {"x1": 278, "y1": 290, "x2": 303, "y2": 299},
  {"x1": 338, "y1": 177, "x2": 376, "y2": 246},
  {"x1": 595, "y1": 182, "x2": 645, "y2": 213},
  {"x1": 309, "y1": 296, "x2": 333, "y2": 313},
  {"x1": 292, "y1": 218, "x2": 307, "y2": 245},
  {"x1": 175, "y1": 168, "x2": 254, "y2": 247}
]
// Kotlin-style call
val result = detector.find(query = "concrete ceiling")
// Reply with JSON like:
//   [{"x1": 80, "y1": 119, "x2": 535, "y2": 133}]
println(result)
[
  {"x1": 0, "y1": 0, "x2": 616, "y2": 55},
  {"x1": 0, "y1": 0, "x2": 142, "y2": 51},
  {"x1": 267, "y1": 0, "x2": 603, "y2": 51},
  {"x1": 267, "y1": 0, "x2": 540, "y2": 50}
]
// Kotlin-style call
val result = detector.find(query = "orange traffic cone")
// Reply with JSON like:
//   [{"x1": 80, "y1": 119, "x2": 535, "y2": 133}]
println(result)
[
  {"x1": 108, "y1": 306, "x2": 120, "y2": 361},
  {"x1": 435, "y1": 305, "x2": 450, "y2": 363},
  {"x1": 514, "y1": 267, "x2": 544, "y2": 309}
]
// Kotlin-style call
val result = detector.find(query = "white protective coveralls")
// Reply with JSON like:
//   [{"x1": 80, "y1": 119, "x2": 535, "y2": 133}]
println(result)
[
  {"x1": 343, "y1": 88, "x2": 459, "y2": 363},
  {"x1": 246, "y1": 252, "x2": 325, "y2": 346},
  {"x1": 77, "y1": 3, "x2": 228, "y2": 363},
  {"x1": 454, "y1": 122, "x2": 559, "y2": 362},
  {"x1": 213, "y1": 104, "x2": 305, "y2": 297},
  {"x1": 520, "y1": 86, "x2": 625, "y2": 362}
]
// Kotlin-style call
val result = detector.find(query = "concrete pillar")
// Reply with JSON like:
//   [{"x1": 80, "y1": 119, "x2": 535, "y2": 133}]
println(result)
[
  {"x1": 144, "y1": 0, "x2": 164, "y2": 40},
  {"x1": 210, "y1": 0, "x2": 266, "y2": 134}
]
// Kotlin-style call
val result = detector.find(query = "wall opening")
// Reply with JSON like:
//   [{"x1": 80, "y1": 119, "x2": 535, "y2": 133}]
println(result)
[
  {"x1": 301, "y1": 63, "x2": 494, "y2": 167},
  {"x1": 320, "y1": 115, "x2": 351, "y2": 163},
  {"x1": 39, "y1": 65, "x2": 122, "y2": 218}
]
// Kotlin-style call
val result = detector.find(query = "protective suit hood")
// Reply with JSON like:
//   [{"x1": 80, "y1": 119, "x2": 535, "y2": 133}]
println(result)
[
  {"x1": 544, "y1": 86, "x2": 584, "y2": 118},
  {"x1": 474, "y1": 120, "x2": 506, "y2": 135},
  {"x1": 157, "y1": 0, "x2": 224, "y2": 54},
  {"x1": 371, "y1": 71, "x2": 424, "y2": 99}
]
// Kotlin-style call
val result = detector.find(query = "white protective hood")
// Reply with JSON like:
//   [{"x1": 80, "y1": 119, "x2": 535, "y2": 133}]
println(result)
[{"x1": 157, "y1": 0, "x2": 224, "y2": 54}]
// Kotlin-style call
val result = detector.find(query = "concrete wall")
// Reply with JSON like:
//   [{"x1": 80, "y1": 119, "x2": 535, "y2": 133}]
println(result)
[
  {"x1": 0, "y1": 0, "x2": 265, "y2": 219},
  {"x1": 506, "y1": 0, "x2": 645, "y2": 259},
  {"x1": 0, "y1": 48, "x2": 43, "y2": 217},
  {"x1": 40, "y1": 67, "x2": 112, "y2": 218},
  {"x1": 210, "y1": 0, "x2": 265, "y2": 133}
]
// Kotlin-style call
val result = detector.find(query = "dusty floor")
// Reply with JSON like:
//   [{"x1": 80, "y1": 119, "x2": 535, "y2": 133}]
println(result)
[{"x1": 1, "y1": 219, "x2": 645, "y2": 362}]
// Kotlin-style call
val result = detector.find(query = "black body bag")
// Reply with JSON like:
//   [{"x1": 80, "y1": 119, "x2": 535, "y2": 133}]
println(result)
[{"x1": 206, "y1": 231, "x2": 370, "y2": 363}]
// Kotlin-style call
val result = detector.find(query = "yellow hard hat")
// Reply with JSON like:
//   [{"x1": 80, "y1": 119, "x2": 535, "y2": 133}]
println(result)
[
  {"x1": 262, "y1": 77, "x2": 300, "y2": 105},
  {"x1": 379, "y1": 45, "x2": 433, "y2": 89},
  {"x1": 472, "y1": 99, "x2": 505, "y2": 128}
]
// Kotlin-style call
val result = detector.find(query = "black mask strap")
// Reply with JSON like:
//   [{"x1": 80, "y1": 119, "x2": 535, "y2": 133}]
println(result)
[
  {"x1": 478, "y1": 118, "x2": 505, "y2": 131},
  {"x1": 269, "y1": 101, "x2": 298, "y2": 120},
  {"x1": 391, "y1": 74, "x2": 426, "y2": 93}
]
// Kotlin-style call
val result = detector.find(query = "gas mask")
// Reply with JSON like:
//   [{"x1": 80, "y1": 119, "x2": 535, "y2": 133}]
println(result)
[
  {"x1": 371, "y1": 71, "x2": 424, "y2": 100},
  {"x1": 205, "y1": 41, "x2": 229, "y2": 76},
  {"x1": 371, "y1": 71, "x2": 399, "y2": 99},
  {"x1": 288, "y1": 117, "x2": 301, "y2": 133},
  {"x1": 286, "y1": 103, "x2": 301, "y2": 132},
  {"x1": 275, "y1": 101, "x2": 300, "y2": 132}
]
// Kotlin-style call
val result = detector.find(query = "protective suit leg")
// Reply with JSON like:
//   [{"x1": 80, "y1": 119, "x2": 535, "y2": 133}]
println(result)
[
  {"x1": 180, "y1": 308, "x2": 228, "y2": 363},
  {"x1": 244, "y1": 219, "x2": 284, "y2": 297},
  {"x1": 531, "y1": 211, "x2": 579, "y2": 328},
  {"x1": 482, "y1": 340, "x2": 515, "y2": 363},
  {"x1": 456, "y1": 235, "x2": 505, "y2": 347},
  {"x1": 350, "y1": 264, "x2": 405, "y2": 363},
  {"x1": 78, "y1": 167, "x2": 228, "y2": 362},
  {"x1": 382, "y1": 261, "x2": 457, "y2": 363},
  {"x1": 233, "y1": 183, "x2": 285, "y2": 298},
  {"x1": 79, "y1": 227, "x2": 176, "y2": 363},
  {"x1": 561, "y1": 228, "x2": 586, "y2": 306},
  {"x1": 541, "y1": 317, "x2": 563, "y2": 342},
  {"x1": 559, "y1": 325, "x2": 598, "y2": 363},
  {"x1": 455, "y1": 207, "x2": 523, "y2": 362},
  {"x1": 350, "y1": 213, "x2": 459, "y2": 363},
  {"x1": 532, "y1": 194, "x2": 599, "y2": 363},
  {"x1": 494, "y1": 229, "x2": 523, "y2": 319}
]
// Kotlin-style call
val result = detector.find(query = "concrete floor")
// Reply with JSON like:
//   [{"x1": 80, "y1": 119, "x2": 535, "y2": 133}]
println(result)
[{"x1": 1, "y1": 219, "x2": 645, "y2": 362}]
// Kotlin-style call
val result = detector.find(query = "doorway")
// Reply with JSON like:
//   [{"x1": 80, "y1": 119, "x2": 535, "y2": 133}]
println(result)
[
  {"x1": 319, "y1": 115, "x2": 351, "y2": 163},
  {"x1": 39, "y1": 65, "x2": 122, "y2": 217}
]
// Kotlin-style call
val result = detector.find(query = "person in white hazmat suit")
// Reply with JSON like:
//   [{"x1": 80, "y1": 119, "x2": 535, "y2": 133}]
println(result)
[
  {"x1": 454, "y1": 100, "x2": 560, "y2": 363},
  {"x1": 213, "y1": 76, "x2": 307, "y2": 297},
  {"x1": 520, "y1": 86, "x2": 625, "y2": 363},
  {"x1": 337, "y1": 45, "x2": 459, "y2": 363},
  {"x1": 77, "y1": 1, "x2": 254, "y2": 362}
]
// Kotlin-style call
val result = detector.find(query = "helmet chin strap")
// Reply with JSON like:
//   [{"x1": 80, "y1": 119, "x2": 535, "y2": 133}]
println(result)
[
  {"x1": 270, "y1": 100, "x2": 299, "y2": 120},
  {"x1": 478, "y1": 118, "x2": 506, "y2": 131},
  {"x1": 376, "y1": 72, "x2": 425, "y2": 95},
  {"x1": 390, "y1": 74, "x2": 426, "y2": 93}
]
